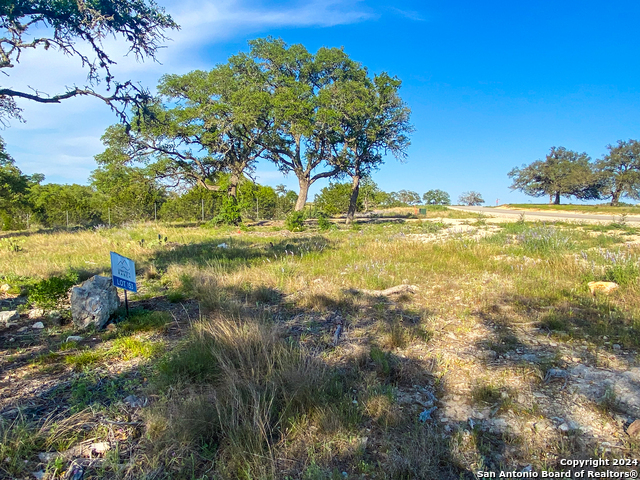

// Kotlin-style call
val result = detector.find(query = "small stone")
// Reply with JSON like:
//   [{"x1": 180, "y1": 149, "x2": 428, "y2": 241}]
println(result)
[
  {"x1": 0, "y1": 284, "x2": 10, "y2": 292},
  {"x1": 66, "y1": 336, "x2": 83, "y2": 342},
  {"x1": 124, "y1": 395, "x2": 146, "y2": 408},
  {"x1": 558, "y1": 421, "x2": 579, "y2": 433},
  {"x1": 46, "y1": 310, "x2": 63, "y2": 325},
  {"x1": 8, "y1": 337, "x2": 14, "y2": 342},
  {"x1": 492, "y1": 418, "x2": 508, "y2": 430},
  {"x1": 38, "y1": 452, "x2": 59, "y2": 463},
  {"x1": 106, "y1": 323, "x2": 116, "y2": 331},
  {"x1": 32, "y1": 471, "x2": 45, "y2": 480},
  {"x1": 28, "y1": 309, "x2": 45, "y2": 319},
  {"x1": 17, "y1": 326, "x2": 27, "y2": 332},
  {"x1": 626, "y1": 419, "x2": 640, "y2": 438},
  {"x1": 0, "y1": 310, "x2": 19, "y2": 323},
  {"x1": 613, "y1": 344, "x2": 622, "y2": 351},
  {"x1": 32, "y1": 322, "x2": 44, "y2": 329}
]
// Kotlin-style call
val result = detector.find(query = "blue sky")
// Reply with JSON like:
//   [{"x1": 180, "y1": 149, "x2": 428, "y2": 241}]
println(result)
[{"x1": 3, "y1": 0, "x2": 640, "y2": 205}]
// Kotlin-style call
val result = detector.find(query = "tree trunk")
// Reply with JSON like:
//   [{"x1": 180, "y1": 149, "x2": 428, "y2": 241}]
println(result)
[
  {"x1": 549, "y1": 194, "x2": 553, "y2": 205},
  {"x1": 294, "y1": 176, "x2": 310, "y2": 211},
  {"x1": 554, "y1": 192, "x2": 561, "y2": 205},
  {"x1": 228, "y1": 174, "x2": 238, "y2": 199},
  {"x1": 611, "y1": 190, "x2": 621, "y2": 206},
  {"x1": 345, "y1": 174, "x2": 360, "y2": 225}
]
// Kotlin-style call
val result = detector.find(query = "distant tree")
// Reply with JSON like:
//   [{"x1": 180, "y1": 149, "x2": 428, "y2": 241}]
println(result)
[
  {"x1": 378, "y1": 191, "x2": 406, "y2": 208},
  {"x1": 0, "y1": 0, "x2": 178, "y2": 123},
  {"x1": 273, "y1": 184, "x2": 297, "y2": 218},
  {"x1": 30, "y1": 184, "x2": 99, "y2": 227},
  {"x1": 0, "y1": 138, "x2": 43, "y2": 229},
  {"x1": 159, "y1": 187, "x2": 221, "y2": 222},
  {"x1": 90, "y1": 163, "x2": 166, "y2": 223},
  {"x1": 458, "y1": 191, "x2": 484, "y2": 206},
  {"x1": 396, "y1": 190, "x2": 421, "y2": 206},
  {"x1": 423, "y1": 189, "x2": 450, "y2": 205},
  {"x1": 359, "y1": 178, "x2": 386, "y2": 211},
  {"x1": 97, "y1": 58, "x2": 272, "y2": 206},
  {"x1": 508, "y1": 147, "x2": 599, "y2": 204},
  {"x1": 314, "y1": 183, "x2": 362, "y2": 216},
  {"x1": 595, "y1": 140, "x2": 640, "y2": 206}
]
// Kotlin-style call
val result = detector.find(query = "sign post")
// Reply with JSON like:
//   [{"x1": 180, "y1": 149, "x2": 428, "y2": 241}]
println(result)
[{"x1": 110, "y1": 252, "x2": 137, "y2": 316}]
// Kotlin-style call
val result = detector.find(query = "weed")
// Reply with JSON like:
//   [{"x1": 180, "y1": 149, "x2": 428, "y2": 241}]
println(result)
[
  {"x1": 285, "y1": 210, "x2": 306, "y2": 232},
  {"x1": 28, "y1": 271, "x2": 78, "y2": 310},
  {"x1": 166, "y1": 290, "x2": 186, "y2": 303},
  {"x1": 317, "y1": 212, "x2": 334, "y2": 231},
  {"x1": 515, "y1": 226, "x2": 577, "y2": 255},
  {"x1": 117, "y1": 310, "x2": 170, "y2": 334},
  {"x1": 65, "y1": 349, "x2": 104, "y2": 371},
  {"x1": 111, "y1": 336, "x2": 164, "y2": 360}
]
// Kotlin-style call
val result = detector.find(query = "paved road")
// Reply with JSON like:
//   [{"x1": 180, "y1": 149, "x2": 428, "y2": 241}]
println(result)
[{"x1": 448, "y1": 206, "x2": 640, "y2": 224}]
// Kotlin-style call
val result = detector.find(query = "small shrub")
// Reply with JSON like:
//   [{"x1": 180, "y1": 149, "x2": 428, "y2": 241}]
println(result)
[
  {"x1": 209, "y1": 196, "x2": 241, "y2": 225},
  {"x1": 166, "y1": 291, "x2": 186, "y2": 303},
  {"x1": 28, "y1": 272, "x2": 78, "y2": 311},
  {"x1": 0, "y1": 238, "x2": 25, "y2": 252},
  {"x1": 317, "y1": 212, "x2": 333, "y2": 231},
  {"x1": 285, "y1": 210, "x2": 306, "y2": 232}
]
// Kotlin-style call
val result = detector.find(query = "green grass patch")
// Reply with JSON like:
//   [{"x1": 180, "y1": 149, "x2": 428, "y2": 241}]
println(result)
[
  {"x1": 117, "y1": 310, "x2": 170, "y2": 334},
  {"x1": 65, "y1": 350, "x2": 105, "y2": 371},
  {"x1": 111, "y1": 336, "x2": 164, "y2": 360}
]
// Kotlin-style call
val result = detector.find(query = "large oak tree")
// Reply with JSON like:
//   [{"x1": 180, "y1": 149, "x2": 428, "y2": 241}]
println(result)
[
  {"x1": 595, "y1": 140, "x2": 640, "y2": 206},
  {"x1": 508, "y1": 147, "x2": 599, "y2": 204},
  {"x1": 321, "y1": 72, "x2": 412, "y2": 223},
  {"x1": 241, "y1": 37, "x2": 364, "y2": 211}
]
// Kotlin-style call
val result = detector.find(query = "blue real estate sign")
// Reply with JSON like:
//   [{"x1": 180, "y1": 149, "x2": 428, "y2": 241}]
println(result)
[{"x1": 110, "y1": 252, "x2": 137, "y2": 293}]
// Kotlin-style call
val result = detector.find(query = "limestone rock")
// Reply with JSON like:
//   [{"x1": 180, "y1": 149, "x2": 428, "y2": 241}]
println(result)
[
  {"x1": 32, "y1": 322, "x2": 44, "y2": 329},
  {"x1": 588, "y1": 281, "x2": 619, "y2": 295},
  {"x1": 627, "y1": 419, "x2": 640, "y2": 438},
  {"x1": 0, "y1": 310, "x2": 19, "y2": 324},
  {"x1": 70, "y1": 276, "x2": 120, "y2": 329},
  {"x1": 28, "y1": 309, "x2": 45, "y2": 319}
]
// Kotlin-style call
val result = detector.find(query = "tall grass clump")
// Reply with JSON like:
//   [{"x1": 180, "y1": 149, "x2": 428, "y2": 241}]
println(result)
[
  {"x1": 152, "y1": 314, "x2": 354, "y2": 478},
  {"x1": 599, "y1": 248, "x2": 640, "y2": 287},
  {"x1": 515, "y1": 226, "x2": 577, "y2": 255}
]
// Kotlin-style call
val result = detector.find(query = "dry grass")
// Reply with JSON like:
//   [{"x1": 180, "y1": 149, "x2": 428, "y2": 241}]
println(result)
[{"x1": 2, "y1": 216, "x2": 640, "y2": 478}]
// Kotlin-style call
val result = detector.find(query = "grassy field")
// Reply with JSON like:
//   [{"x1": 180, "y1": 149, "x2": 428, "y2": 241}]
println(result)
[
  {"x1": 1, "y1": 213, "x2": 640, "y2": 479},
  {"x1": 505, "y1": 203, "x2": 640, "y2": 215}
]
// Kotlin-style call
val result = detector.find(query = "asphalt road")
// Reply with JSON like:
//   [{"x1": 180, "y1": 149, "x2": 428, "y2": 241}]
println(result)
[{"x1": 448, "y1": 206, "x2": 640, "y2": 224}]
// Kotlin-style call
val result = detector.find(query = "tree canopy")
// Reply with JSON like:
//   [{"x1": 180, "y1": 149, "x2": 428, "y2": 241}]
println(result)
[
  {"x1": 508, "y1": 147, "x2": 599, "y2": 204},
  {"x1": 423, "y1": 189, "x2": 450, "y2": 205},
  {"x1": 458, "y1": 191, "x2": 484, "y2": 206},
  {"x1": 240, "y1": 37, "x2": 367, "y2": 211},
  {"x1": 0, "y1": 0, "x2": 178, "y2": 123},
  {"x1": 320, "y1": 70, "x2": 412, "y2": 222},
  {"x1": 595, "y1": 139, "x2": 640, "y2": 206}
]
